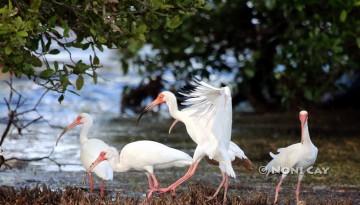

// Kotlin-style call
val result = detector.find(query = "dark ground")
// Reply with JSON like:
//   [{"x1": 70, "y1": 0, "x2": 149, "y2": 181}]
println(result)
[{"x1": 0, "y1": 183, "x2": 357, "y2": 205}]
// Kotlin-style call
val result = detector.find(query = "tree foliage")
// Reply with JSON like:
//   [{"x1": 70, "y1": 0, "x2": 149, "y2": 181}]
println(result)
[
  {"x1": 0, "y1": 0, "x2": 204, "y2": 102},
  {"x1": 132, "y1": 0, "x2": 360, "y2": 110}
]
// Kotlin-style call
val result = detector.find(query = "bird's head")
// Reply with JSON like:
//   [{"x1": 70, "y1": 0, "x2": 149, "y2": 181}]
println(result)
[
  {"x1": 299, "y1": 110, "x2": 308, "y2": 128},
  {"x1": 55, "y1": 113, "x2": 93, "y2": 146},
  {"x1": 88, "y1": 151, "x2": 108, "y2": 172},
  {"x1": 136, "y1": 91, "x2": 174, "y2": 125},
  {"x1": 0, "y1": 147, "x2": 4, "y2": 156}
]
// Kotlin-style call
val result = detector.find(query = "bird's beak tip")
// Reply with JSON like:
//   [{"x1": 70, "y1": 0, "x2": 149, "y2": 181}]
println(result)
[{"x1": 55, "y1": 127, "x2": 68, "y2": 146}]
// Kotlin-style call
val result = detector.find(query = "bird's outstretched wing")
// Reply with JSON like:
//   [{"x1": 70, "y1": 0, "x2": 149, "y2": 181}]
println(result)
[{"x1": 179, "y1": 79, "x2": 232, "y2": 146}]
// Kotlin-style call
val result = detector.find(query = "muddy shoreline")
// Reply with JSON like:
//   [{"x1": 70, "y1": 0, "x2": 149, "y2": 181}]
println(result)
[{"x1": 0, "y1": 167, "x2": 359, "y2": 205}]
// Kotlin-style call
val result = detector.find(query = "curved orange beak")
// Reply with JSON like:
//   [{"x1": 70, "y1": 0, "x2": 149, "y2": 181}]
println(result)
[
  {"x1": 88, "y1": 151, "x2": 107, "y2": 172},
  {"x1": 168, "y1": 119, "x2": 179, "y2": 134},
  {"x1": 136, "y1": 96, "x2": 165, "y2": 125},
  {"x1": 55, "y1": 117, "x2": 82, "y2": 146}
]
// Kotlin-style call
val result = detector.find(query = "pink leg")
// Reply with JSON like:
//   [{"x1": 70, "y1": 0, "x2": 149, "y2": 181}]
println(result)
[
  {"x1": 88, "y1": 172, "x2": 94, "y2": 193},
  {"x1": 158, "y1": 160, "x2": 200, "y2": 193},
  {"x1": 151, "y1": 173, "x2": 160, "y2": 189},
  {"x1": 296, "y1": 174, "x2": 303, "y2": 203},
  {"x1": 146, "y1": 173, "x2": 154, "y2": 189},
  {"x1": 147, "y1": 173, "x2": 160, "y2": 200},
  {"x1": 222, "y1": 174, "x2": 229, "y2": 205},
  {"x1": 274, "y1": 175, "x2": 286, "y2": 204},
  {"x1": 206, "y1": 172, "x2": 226, "y2": 201},
  {"x1": 100, "y1": 180, "x2": 105, "y2": 198}
]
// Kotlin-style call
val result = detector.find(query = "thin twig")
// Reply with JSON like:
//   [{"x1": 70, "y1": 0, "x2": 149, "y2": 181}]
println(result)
[
  {"x1": 4, "y1": 148, "x2": 63, "y2": 170},
  {"x1": 0, "y1": 111, "x2": 15, "y2": 146},
  {"x1": 22, "y1": 116, "x2": 43, "y2": 129}
]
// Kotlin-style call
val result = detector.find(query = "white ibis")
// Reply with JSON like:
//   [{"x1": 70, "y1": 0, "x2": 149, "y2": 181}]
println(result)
[
  {"x1": 56, "y1": 113, "x2": 116, "y2": 197},
  {"x1": 265, "y1": 110, "x2": 318, "y2": 204},
  {"x1": 87, "y1": 140, "x2": 192, "y2": 200},
  {"x1": 137, "y1": 80, "x2": 236, "y2": 204},
  {"x1": 169, "y1": 122, "x2": 253, "y2": 201}
]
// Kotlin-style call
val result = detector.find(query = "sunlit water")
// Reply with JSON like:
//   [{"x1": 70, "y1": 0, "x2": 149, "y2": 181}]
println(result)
[{"x1": 0, "y1": 65, "x2": 148, "y2": 172}]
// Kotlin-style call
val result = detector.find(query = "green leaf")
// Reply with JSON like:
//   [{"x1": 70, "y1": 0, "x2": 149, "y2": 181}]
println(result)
[
  {"x1": 244, "y1": 68, "x2": 255, "y2": 78},
  {"x1": 265, "y1": 0, "x2": 276, "y2": 10},
  {"x1": 93, "y1": 55, "x2": 100, "y2": 65},
  {"x1": 121, "y1": 59, "x2": 129, "y2": 74},
  {"x1": 98, "y1": 36, "x2": 107, "y2": 44},
  {"x1": 150, "y1": 0, "x2": 163, "y2": 10},
  {"x1": 340, "y1": 10, "x2": 347, "y2": 22},
  {"x1": 166, "y1": 15, "x2": 182, "y2": 29},
  {"x1": 54, "y1": 61, "x2": 59, "y2": 71},
  {"x1": 30, "y1": 0, "x2": 42, "y2": 11},
  {"x1": 76, "y1": 75, "x2": 84, "y2": 90},
  {"x1": 45, "y1": 39, "x2": 51, "y2": 52},
  {"x1": 136, "y1": 24, "x2": 147, "y2": 34},
  {"x1": 63, "y1": 24, "x2": 70, "y2": 37},
  {"x1": 356, "y1": 38, "x2": 360, "y2": 48},
  {"x1": 58, "y1": 94, "x2": 64, "y2": 103},
  {"x1": 49, "y1": 49, "x2": 60, "y2": 55},
  {"x1": 31, "y1": 56, "x2": 42, "y2": 67},
  {"x1": 40, "y1": 69, "x2": 54, "y2": 79},
  {"x1": 17, "y1": 31, "x2": 28, "y2": 37},
  {"x1": 5, "y1": 46, "x2": 12, "y2": 55}
]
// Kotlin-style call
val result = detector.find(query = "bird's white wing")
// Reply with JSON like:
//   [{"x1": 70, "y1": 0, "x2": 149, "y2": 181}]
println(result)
[
  {"x1": 228, "y1": 141, "x2": 248, "y2": 161},
  {"x1": 120, "y1": 140, "x2": 192, "y2": 171},
  {"x1": 180, "y1": 80, "x2": 232, "y2": 147}
]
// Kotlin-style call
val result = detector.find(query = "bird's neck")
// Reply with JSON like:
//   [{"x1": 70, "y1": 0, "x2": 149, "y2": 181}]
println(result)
[
  {"x1": 301, "y1": 121, "x2": 312, "y2": 145},
  {"x1": 79, "y1": 122, "x2": 92, "y2": 144},
  {"x1": 166, "y1": 98, "x2": 181, "y2": 120}
]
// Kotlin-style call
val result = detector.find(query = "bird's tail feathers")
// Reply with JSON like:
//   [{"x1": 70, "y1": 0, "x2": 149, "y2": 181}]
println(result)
[
  {"x1": 220, "y1": 160, "x2": 236, "y2": 178},
  {"x1": 269, "y1": 152, "x2": 276, "y2": 158},
  {"x1": 265, "y1": 158, "x2": 282, "y2": 175}
]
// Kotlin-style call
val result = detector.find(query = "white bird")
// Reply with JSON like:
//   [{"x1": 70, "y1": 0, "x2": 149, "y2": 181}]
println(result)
[
  {"x1": 265, "y1": 110, "x2": 318, "y2": 204},
  {"x1": 87, "y1": 140, "x2": 192, "y2": 200},
  {"x1": 137, "y1": 80, "x2": 236, "y2": 204},
  {"x1": 56, "y1": 113, "x2": 116, "y2": 197},
  {"x1": 169, "y1": 122, "x2": 253, "y2": 201}
]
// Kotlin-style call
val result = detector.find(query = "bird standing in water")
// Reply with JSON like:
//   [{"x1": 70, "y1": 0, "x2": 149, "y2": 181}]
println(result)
[{"x1": 265, "y1": 110, "x2": 318, "y2": 204}]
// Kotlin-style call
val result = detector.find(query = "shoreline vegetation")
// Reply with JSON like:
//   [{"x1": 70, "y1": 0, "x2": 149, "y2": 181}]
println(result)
[{"x1": 0, "y1": 183, "x2": 356, "y2": 205}]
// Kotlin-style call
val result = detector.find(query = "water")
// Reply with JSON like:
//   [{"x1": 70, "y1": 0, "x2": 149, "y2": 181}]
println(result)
[{"x1": 0, "y1": 66, "x2": 144, "y2": 171}]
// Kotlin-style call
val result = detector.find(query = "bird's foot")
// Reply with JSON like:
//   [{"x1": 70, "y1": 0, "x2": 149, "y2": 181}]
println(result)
[
  {"x1": 206, "y1": 194, "x2": 217, "y2": 202},
  {"x1": 157, "y1": 187, "x2": 176, "y2": 195},
  {"x1": 147, "y1": 188, "x2": 156, "y2": 199}
]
